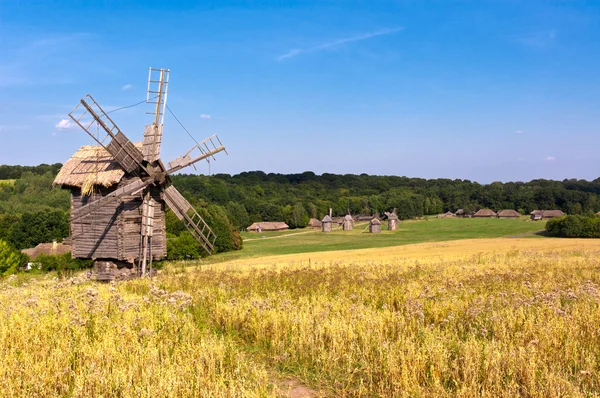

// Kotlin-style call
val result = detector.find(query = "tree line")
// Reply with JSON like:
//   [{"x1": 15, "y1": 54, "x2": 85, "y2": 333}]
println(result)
[{"x1": 1, "y1": 164, "x2": 600, "y2": 258}]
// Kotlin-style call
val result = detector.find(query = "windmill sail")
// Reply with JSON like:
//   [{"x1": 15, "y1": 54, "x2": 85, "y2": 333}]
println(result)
[
  {"x1": 166, "y1": 134, "x2": 226, "y2": 174},
  {"x1": 69, "y1": 95, "x2": 146, "y2": 174},
  {"x1": 163, "y1": 186, "x2": 216, "y2": 254}
]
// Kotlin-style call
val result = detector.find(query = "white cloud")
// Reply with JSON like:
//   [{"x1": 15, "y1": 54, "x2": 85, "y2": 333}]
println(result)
[
  {"x1": 544, "y1": 156, "x2": 556, "y2": 161},
  {"x1": 121, "y1": 84, "x2": 133, "y2": 91},
  {"x1": 278, "y1": 27, "x2": 404, "y2": 61},
  {"x1": 200, "y1": 114, "x2": 211, "y2": 119},
  {"x1": 55, "y1": 119, "x2": 74, "y2": 130}
]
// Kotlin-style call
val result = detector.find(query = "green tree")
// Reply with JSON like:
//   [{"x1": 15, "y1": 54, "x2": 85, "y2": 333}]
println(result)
[{"x1": 0, "y1": 239, "x2": 24, "y2": 275}]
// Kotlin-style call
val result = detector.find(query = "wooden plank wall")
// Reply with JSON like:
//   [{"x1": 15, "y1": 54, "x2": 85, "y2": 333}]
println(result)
[{"x1": 70, "y1": 182, "x2": 166, "y2": 262}]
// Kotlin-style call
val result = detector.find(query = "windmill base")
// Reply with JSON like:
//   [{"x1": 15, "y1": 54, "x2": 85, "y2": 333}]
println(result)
[{"x1": 90, "y1": 260, "x2": 139, "y2": 282}]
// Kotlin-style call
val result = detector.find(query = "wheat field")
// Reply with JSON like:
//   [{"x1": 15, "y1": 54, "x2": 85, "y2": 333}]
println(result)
[{"x1": 1, "y1": 238, "x2": 600, "y2": 397}]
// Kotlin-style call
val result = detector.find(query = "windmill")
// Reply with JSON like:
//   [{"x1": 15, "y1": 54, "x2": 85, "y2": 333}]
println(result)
[
  {"x1": 384, "y1": 208, "x2": 399, "y2": 231},
  {"x1": 53, "y1": 68, "x2": 227, "y2": 281}
]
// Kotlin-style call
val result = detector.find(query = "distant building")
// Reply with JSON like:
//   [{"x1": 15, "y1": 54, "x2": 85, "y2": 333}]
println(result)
[
  {"x1": 369, "y1": 218, "x2": 382, "y2": 234},
  {"x1": 497, "y1": 209, "x2": 521, "y2": 219},
  {"x1": 357, "y1": 215, "x2": 374, "y2": 222},
  {"x1": 342, "y1": 214, "x2": 354, "y2": 231},
  {"x1": 321, "y1": 215, "x2": 333, "y2": 232},
  {"x1": 437, "y1": 211, "x2": 456, "y2": 218},
  {"x1": 541, "y1": 210, "x2": 565, "y2": 219},
  {"x1": 22, "y1": 240, "x2": 71, "y2": 259},
  {"x1": 385, "y1": 210, "x2": 399, "y2": 231},
  {"x1": 307, "y1": 218, "x2": 322, "y2": 229},
  {"x1": 530, "y1": 210, "x2": 543, "y2": 221},
  {"x1": 247, "y1": 222, "x2": 289, "y2": 233},
  {"x1": 474, "y1": 209, "x2": 497, "y2": 218}
]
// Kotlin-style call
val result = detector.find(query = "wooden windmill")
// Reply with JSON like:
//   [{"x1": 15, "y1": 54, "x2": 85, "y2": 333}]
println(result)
[
  {"x1": 53, "y1": 68, "x2": 227, "y2": 281},
  {"x1": 384, "y1": 208, "x2": 399, "y2": 231}
]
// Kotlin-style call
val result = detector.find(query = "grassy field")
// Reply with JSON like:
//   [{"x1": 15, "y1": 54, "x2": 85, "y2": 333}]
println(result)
[
  {"x1": 233, "y1": 217, "x2": 546, "y2": 260},
  {"x1": 0, "y1": 179, "x2": 15, "y2": 186},
  {"x1": 2, "y1": 237, "x2": 600, "y2": 396}
]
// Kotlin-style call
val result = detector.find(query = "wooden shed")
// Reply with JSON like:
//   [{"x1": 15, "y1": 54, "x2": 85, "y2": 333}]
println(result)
[
  {"x1": 473, "y1": 209, "x2": 497, "y2": 218},
  {"x1": 307, "y1": 218, "x2": 322, "y2": 229},
  {"x1": 342, "y1": 214, "x2": 354, "y2": 231},
  {"x1": 321, "y1": 215, "x2": 333, "y2": 232},
  {"x1": 497, "y1": 209, "x2": 520, "y2": 219},
  {"x1": 247, "y1": 222, "x2": 289, "y2": 232},
  {"x1": 530, "y1": 210, "x2": 543, "y2": 221},
  {"x1": 369, "y1": 218, "x2": 382, "y2": 234},
  {"x1": 53, "y1": 144, "x2": 166, "y2": 263}
]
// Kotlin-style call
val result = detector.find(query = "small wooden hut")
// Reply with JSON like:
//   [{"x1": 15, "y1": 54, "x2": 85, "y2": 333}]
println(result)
[
  {"x1": 497, "y1": 209, "x2": 521, "y2": 219},
  {"x1": 369, "y1": 218, "x2": 382, "y2": 233},
  {"x1": 530, "y1": 210, "x2": 543, "y2": 221},
  {"x1": 321, "y1": 215, "x2": 333, "y2": 232},
  {"x1": 342, "y1": 214, "x2": 353, "y2": 231},
  {"x1": 307, "y1": 218, "x2": 322, "y2": 229},
  {"x1": 385, "y1": 210, "x2": 399, "y2": 231},
  {"x1": 247, "y1": 222, "x2": 289, "y2": 232},
  {"x1": 473, "y1": 209, "x2": 497, "y2": 218}
]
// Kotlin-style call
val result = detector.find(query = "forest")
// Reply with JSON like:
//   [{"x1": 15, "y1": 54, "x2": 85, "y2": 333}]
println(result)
[{"x1": 1, "y1": 164, "x2": 600, "y2": 257}]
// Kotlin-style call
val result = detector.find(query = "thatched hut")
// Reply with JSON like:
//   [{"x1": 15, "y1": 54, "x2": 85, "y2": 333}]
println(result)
[
  {"x1": 455, "y1": 209, "x2": 465, "y2": 217},
  {"x1": 530, "y1": 210, "x2": 543, "y2": 221},
  {"x1": 497, "y1": 209, "x2": 520, "y2": 219},
  {"x1": 473, "y1": 209, "x2": 497, "y2": 218},
  {"x1": 322, "y1": 215, "x2": 333, "y2": 232},
  {"x1": 53, "y1": 144, "x2": 167, "y2": 263},
  {"x1": 22, "y1": 240, "x2": 71, "y2": 259},
  {"x1": 437, "y1": 211, "x2": 456, "y2": 218},
  {"x1": 307, "y1": 218, "x2": 322, "y2": 229},
  {"x1": 369, "y1": 218, "x2": 381, "y2": 234},
  {"x1": 542, "y1": 210, "x2": 565, "y2": 218},
  {"x1": 385, "y1": 210, "x2": 399, "y2": 231},
  {"x1": 247, "y1": 222, "x2": 289, "y2": 232},
  {"x1": 342, "y1": 214, "x2": 354, "y2": 231}
]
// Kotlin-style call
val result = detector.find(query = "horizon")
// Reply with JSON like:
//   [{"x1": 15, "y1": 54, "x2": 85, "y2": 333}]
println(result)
[{"x1": 1, "y1": 1, "x2": 599, "y2": 183}]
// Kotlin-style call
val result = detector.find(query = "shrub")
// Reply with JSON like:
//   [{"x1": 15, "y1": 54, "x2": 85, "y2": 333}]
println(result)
[
  {"x1": 0, "y1": 239, "x2": 26, "y2": 275},
  {"x1": 545, "y1": 215, "x2": 600, "y2": 238}
]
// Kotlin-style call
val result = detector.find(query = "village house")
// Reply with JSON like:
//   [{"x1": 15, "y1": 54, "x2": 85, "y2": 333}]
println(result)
[
  {"x1": 247, "y1": 222, "x2": 289, "y2": 233},
  {"x1": 474, "y1": 209, "x2": 497, "y2": 218},
  {"x1": 497, "y1": 209, "x2": 521, "y2": 219}
]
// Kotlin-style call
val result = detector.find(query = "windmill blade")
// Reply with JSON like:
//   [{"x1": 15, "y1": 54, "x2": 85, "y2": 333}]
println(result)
[
  {"x1": 166, "y1": 134, "x2": 227, "y2": 174},
  {"x1": 162, "y1": 186, "x2": 216, "y2": 255},
  {"x1": 142, "y1": 68, "x2": 169, "y2": 162},
  {"x1": 70, "y1": 178, "x2": 152, "y2": 222},
  {"x1": 69, "y1": 95, "x2": 147, "y2": 175},
  {"x1": 142, "y1": 124, "x2": 163, "y2": 162}
]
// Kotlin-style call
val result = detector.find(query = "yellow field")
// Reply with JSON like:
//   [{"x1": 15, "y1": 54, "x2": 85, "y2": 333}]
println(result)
[{"x1": 1, "y1": 238, "x2": 600, "y2": 397}]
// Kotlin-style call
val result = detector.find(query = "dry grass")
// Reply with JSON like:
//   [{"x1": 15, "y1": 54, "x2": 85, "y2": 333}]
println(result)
[{"x1": 2, "y1": 238, "x2": 600, "y2": 397}]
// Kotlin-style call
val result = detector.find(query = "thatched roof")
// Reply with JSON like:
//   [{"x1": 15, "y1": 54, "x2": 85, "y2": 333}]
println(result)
[
  {"x1": 497, "y1": 209, "x2": 520, "y2": 218},
  {"x1": 474, "y1": 209, "x2": 497, "y2": 217},
  {"x1": 542, "y1": 210, "x2": 565, "y2": 218},
  {"x1": 308, "y1": 218, "x2": 322, "y2": 227},
  {"x1": 22, "y1": 242, "x2": 71, "y2": 259},
  {"x1": 53, "y1": 143, "x2": 142, "y2": 189},
  {"x1": 530, "y1": 210, "x2": 543, "y2": 216},
  {"x1": 247, "y1": 222, "x2": 289, "y2": 231},
  {"x1": 370, "y1": 218, "x2": 381, "y2": 225},
  {"x1": 344, "y1": 214, "x2": 353, "y2": 221},
  {"x1": 322, "y1": 215, "x2": 333, "y2": 223},
  {"x1": 455, "y1": 209, "x2": 464, "y2": 215}
]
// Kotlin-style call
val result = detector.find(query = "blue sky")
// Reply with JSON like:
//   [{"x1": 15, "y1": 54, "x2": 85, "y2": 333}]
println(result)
[{"x1": 1, "y1": 0, "x2": 599, "y2": 183}]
